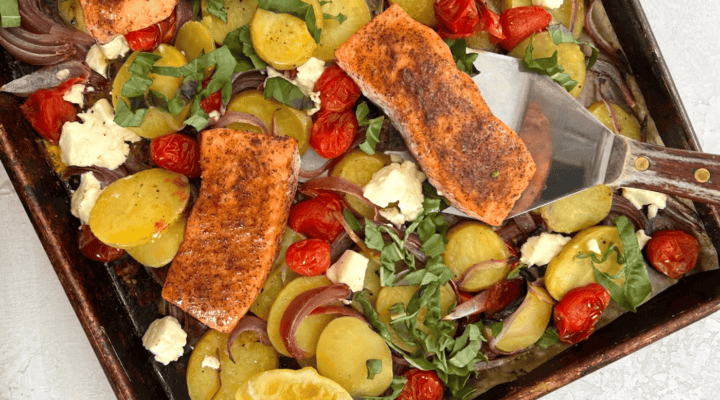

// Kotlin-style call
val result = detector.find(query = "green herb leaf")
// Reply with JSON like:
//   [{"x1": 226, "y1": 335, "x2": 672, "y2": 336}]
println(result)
[
  {"x1": 343, "y1": 208, "x2": 362, "y2": 231},
  {"x1": 355, "y1": 102, "x2": 370, "y2": 122},
  {"x1": 0, "y1": 0, "x2": 21, "y2": 27},
  {"x1": 364, "y1": 219, "x2": 385, "y2": 251},
  {"x1": 507, "y1": 263, "x2": 526, "y2": 279},
  {"x1": 256, "y1": 0, "x2": 322, "y2": 43},
  {"x1": 324, "y1": 12, "x2": 347, "y2": 23},
  {"x1": 448, "y1": 323, "x2": 485, "y2": 368},
  {"x1": 264, "y1": 77, "x2": 307, "y2": 107},
  {"x1": 114, "y1": 99, "x2": 148, "y2": 127},
  {"x1": 356, "y1": 102, "x2": 384, "y2": 155},
  {"x1": 121, "y1": 53, "x2": 161, "y2": 98},
  {"x1": 189, "y1": 0, "x2": 201, "y2": 19},
  {"x1": 614, "y1": 215, "x2": 652, "y2": 311},
  {"x1": 490, "y1": 321, "x2": 504, "y2": 337},
  {"x1": 207, "y1": 0, "x2": 228, "y2": 22},
  {"x1": 536, "y1": 326, "x2": 560, "y2": 349},
  {"x1": 547, "y1": 25, "x2": 599, "y2": 69},
  {"x1": 362, "y1": 376, "x2": 406, "y2": 400},
  {"x1": 366, "y1": 359, "x2": 382, "y2": 379},
  {"x1": 223, "y1": 25, "x2": 268, "y2": 71},
  {"x1": 593, "y1": 266, "x2": 632, "y2": 310},
  {"x1": 522, "y1": 41, "x2": 578, "y2": 92},
  {"x1": 443, "y1": 39, "x2": 478, "y2": 76}
]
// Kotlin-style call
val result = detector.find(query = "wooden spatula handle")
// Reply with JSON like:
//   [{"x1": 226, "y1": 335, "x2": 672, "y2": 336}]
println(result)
[{"x1": 616, "y1": 138, "x2": 720, "y2": 204}]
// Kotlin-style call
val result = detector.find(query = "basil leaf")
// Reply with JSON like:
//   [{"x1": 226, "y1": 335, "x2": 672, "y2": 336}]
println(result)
[
  {"x1": 490, "y1": 321, "x2": 504, "y2": 337},
  {"x1": 614, "y1": 215, "x2": 652, "y2": 311},
  {"x1": 257, "y1": 0, "x2": 322, "y2": 43},
  {"x1": 121, "y1": 53, "x2": 161, "y2": 98},
  {"x1": 536, "y1": 326, "x2": 560, "y2": 349},
  {"x1": 264, "y1": 77, "x2": 307, "y2": 107},
  {"x1": 507, "y1": 263, "x2": 526, "y2": 279},
  {"x1": 443, "y1": 39, "x2": 478, "y2": 76},
  {"x1": 548, "y1": 25, "x2": 599, "y2": 69},
  {"x1": 366, "y1": 359, "x2": 382, "y2": 379},
  {"x1": 207, "y1": 0, "x2": 228, "y2": 22},
  {"x1": 0, "y1": 0, "x2": 20, "y2": 27},
  {"x1": 355, "y1": 102, "x2": 370, "y2": 123},
  {"x1": 168, "y1": 96, "x2": 186, "y2": 116},
  {"x1": 448, "y1": 323, "x2": 485, "y2": 368},
  {"x1": 324, "y1": 12, "x2": 347, "y2": 23},
  {"x1": 114, "y1": 99, "x2": 148, "y2": 127},
  {"x1": 522, "y1": 41, "x2": 578, "y2": 92},
  {"x1": 362, "y1": 376, "x2": 406, "y2": 400},
  {"x1": 593, "y1": 266, "x2": 632, "y2": 311},
  {"x1": 343, "y1": 208, "x2": 362, "y2": 231},
  {"x1": 189, "y1": 0, "x2": 201, "y2": 19},
  {"x1": 223, "y1": 25, "x2": 267, "y2": 71},
  {"x1": 359, "y1": 115, "x2": 383, "y2": 155}
]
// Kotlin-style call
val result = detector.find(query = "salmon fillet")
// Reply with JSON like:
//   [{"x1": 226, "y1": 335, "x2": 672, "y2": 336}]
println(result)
[
  {"x1": 162, "y1": 129, "x2": 299, "y2": 333},
  {"x1": 79, "y1": 0, "x2": 179, "y2": 43},
  {"x1": 335, "y1": 4, "x2": 536, "y2": 226}
]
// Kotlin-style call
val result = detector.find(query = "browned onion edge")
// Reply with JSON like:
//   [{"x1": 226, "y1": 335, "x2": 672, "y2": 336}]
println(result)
[
  {"x1": 213, "y1": 111, "x2": 268, "y2": 134},
  {"x1": 584, "y1": 1, "x2": 623, "y2": 66},
  {"x1": 300, "y1": 176, "x2": 380, "y2": 220},
  {"x1": 310, "y1": 304, "x2": 371, "y2": 327},
  {"x1": 455, "y1": 258, "x2": 511, "y2": 292},
  {"x1": 443, "y1": 290, "x2": 488, "y2": 321},
  {"x1": 226, "y1": 315, "x2": 271, "y2": 363}
]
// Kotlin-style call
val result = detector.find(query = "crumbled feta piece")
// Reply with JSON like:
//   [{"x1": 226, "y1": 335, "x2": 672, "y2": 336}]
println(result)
[
  {"x1": 86, "y1": 45, "x2": 109, "y2": 77},
  {"x1": 532, "y1": 0, "x2": 564, "y2": 9},
  {"x1": 622, "y1": 188, "x2": 667, "y2": 218},
  {"x1": 63, "y1": 84, "x2": 85, "y2": 107},
  {"x1": 586, "y1": 238, "x2": 602, "y2": 255},
  {"x1": 379, "y1": 207, "x2": 406, "y2": 226},
  {"x1": 636, "y1": 229, "x2": 651, "y2": 250},
  {"x1": 71, "y1": 172, "x2": 102, "y2": 224},
  {"x1": 142, "y1": 316, "x2": 187, "y2": 365},
  {"x1": 59, "y1": 99, "x2": 141, "y2": 169},
  {"x1": 325, "y1": 250, "x2": 369, "y2": 293},
  {"x1": 363, "y1": 161, "x2": 426, "y2": 225},
  {"x1": 56, "y1": 69, "x2": 70, "y2": 81},
  {"x1": 201, "y1": 355, "x2": 221, "y2": 370},
  {"x1": 99, "y1": 36, "x2": 130, "y2": 60},
  {"x1": 520, "y1": 232, "x2": 571, "y2": 266}
]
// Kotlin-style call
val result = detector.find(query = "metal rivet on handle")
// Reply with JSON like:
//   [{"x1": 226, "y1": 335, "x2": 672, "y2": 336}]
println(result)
[
  {"x1": 695, "y1": 168, "x2": 710, "y2": 183},
  {"x1": 634, "y1": 157, "x2": 650, "y2": 171}
]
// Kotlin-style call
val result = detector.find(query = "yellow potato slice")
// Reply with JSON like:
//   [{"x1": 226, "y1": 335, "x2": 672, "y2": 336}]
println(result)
[
  {"x1": 175, "y1": 21, "x2": 216, "y2": 62},
  {"x1": 539, "y1": 184, "x2": 613, "y2": 234},
  {"x1": 125, "y1": 216, "x2": 186, "y2": 267},
  {"x1": 443, "y1": 222, "x2": 512, "y2": 291},
  {"x1": 331, "y1": 149, "x2": 391, "y2": 218},
  {"x1": 588, "y1": 101, "x2": 642, "y2": 141},
  {"x1": 389, "y1": 0, "x2": 436, "y2": 26},
  {"x1": 313, "y1": 0, "x2": 372, "y2": 61},
  {"x1": 201, "y1": 0, "x2": 258, "y2": 44},
  {"x1": 491, "y1": 285, "x2": 554, "y2": 353}
]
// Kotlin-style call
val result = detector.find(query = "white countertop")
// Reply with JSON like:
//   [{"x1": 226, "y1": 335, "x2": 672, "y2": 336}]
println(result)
[{"x1": 1, "y1": 1, "x2": 720, "y2": 399}]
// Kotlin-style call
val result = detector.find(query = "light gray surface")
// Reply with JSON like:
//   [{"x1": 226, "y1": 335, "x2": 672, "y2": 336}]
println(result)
[{"x1": 1, "y1": 1, "x2": 719, "y2": 399}]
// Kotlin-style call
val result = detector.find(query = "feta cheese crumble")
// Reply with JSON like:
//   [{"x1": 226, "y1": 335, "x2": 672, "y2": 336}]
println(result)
[
  {"x1": 532, "y1": 0, "x2": 564, "y2": 9},
  {"x1": 363, "y1": 160, "x2": 426, "y2": 226},
  {"x1": 63, "y1": 84, "x2": 85, "y2": 107},
  {"x1": 326, "y1": 250, "x2": 369, "y2": 293},
  {"x1": 71, "y1": 172, "x2": 102, "y2": 225},
  {"x1": 636, "y1": 229, "x2": 651, "y2": 250},
  {"x1": 86, "y1": 36, "x2": 130, "y2": 77},
  {"x1": 142, "y1": 316, "x2": 187, "y2": 365},
  {"x1": 586, "y1": 238, "x2": 602, "y2": 255},
  {"x1": 520, "y1": 232, "x2": 571, "y2": 266},
  {"x1": 622, "y1": 188, "x2": 667, "y2": 218},
  {"x1": 59, "y1": 99, "x2": 141, "y2": 169},
  {"x1": 201, "y1": 355, "x2": 221, "y2": 370}
]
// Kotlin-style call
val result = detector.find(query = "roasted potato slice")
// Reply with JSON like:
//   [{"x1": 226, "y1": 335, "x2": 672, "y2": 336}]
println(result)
[
  {"x1": 539, "y1": 184, "x2": 613, "y2": 234},
  {"x1": 313, "y1": 0, "x2": 372, "y2": 61}
]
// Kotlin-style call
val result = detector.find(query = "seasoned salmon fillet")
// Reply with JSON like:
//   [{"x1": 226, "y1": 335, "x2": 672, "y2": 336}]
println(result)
[
  {"x1": 335, "y1": 4, "x2": 536, "y2": 226},
  {"x1": 162, "y1": 129, "x2": 300, "y2": 333},
  {"x1": 79, "y1": 0, "x2": 179, "y2": 43}
]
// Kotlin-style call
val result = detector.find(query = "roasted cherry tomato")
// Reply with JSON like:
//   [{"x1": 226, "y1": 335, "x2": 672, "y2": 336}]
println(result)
[
  {"x1": 199, "y1": 77, "x2": 223, "y2": 114},
  {"x1": 434, "y1": 0, "x2": 482, "y2": 39},
  {"x1": 397, "y1": 369, "x2": 444, "y2": 400},
  {"x1": 124, "y1": 11, "x2": 177, "y2": 52},
  {"x1": 313, "y1": 65, "x2": 361, "y2": 113},
  {"x1": 21, "y1": 78, "x2": 82, "y2": 143},
  {"x1": 646, "y1": 230, "x2": 700, "y2": 279},
  {"x1": 485, "y1": 278, "x2": 525, "y2": 319},
  {"x1": 79, "y1": 224, "x2": 126, "y2": 263},
  {"x1": 477, "y1": 0, "x2": 504, "y2": 41},
  {"x1": 285, "y1": 238, "x2": 332, "y2": 276},
  {"x1": 309, "y1": 108, "x2": 358, "y2": 159},
  {"x1": 499, "y1": 6, "x2": 552, "y2": 51},
  {"x1": 288, "y1": 191, "x2": 345, "y2": 242},
  {"x1": 150, "y1": 133, "x2": 202, "y2": 178},
  {"x1": 553, "y1": 283, "x2": 610, "y2": 344}
]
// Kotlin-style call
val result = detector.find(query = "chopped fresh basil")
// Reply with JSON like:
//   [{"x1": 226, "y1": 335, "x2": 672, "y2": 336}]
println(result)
[
  {"x1": 361, "y1": 376, "x2": 406, "y2": 400},
  {"x1": 536, "y1": 326, "x2": 560, "y2": 349},
  {"x1": 366, "y1": 359, "x2": 383, "y2": 379},
  {"x1": 114, "y1": 99, "x2": 148, "y2": 127},
  {"x1": 356, "y1": 103, "x2": 385, "y2": 155},
  {"x1": 120, "y1": 53, "x2": 161, "y2": 98},
  {"x1": 189, "y1": 0, "x2": 201, "y2": 19},
  {"x1": 443, "y1": 39, "x2": 478, "y2": 76},
  {"x1": 223, "y1": 25, "x2": 268, "y2": 71},
  {"x1": 324, "y1": 12, "x2": 347, "y2": 23},
  {"x1": 507, "y1": 263, "x2": 527, "y2": 280},
  {"x1": 343, "y1": 208, "x2": 362, "y2": 231},
  {"x1": 257, "y1": 0, "x2": 322, "y2": 43},
  {"x1": 207, "y1": 0, "x2": 228, "y2": 22},
  {"x1": 490, "y1": 321, "x2": 504, "y2": 338},
  {"x1": 0, "y1": 0, "x2": 20, "y2": 27},
  {"x1": 264, "y1": 77, "x2": 311, "y2": 109},
  {"x1": 548, "y1": 25, "x2": 599, "y2": 69}
]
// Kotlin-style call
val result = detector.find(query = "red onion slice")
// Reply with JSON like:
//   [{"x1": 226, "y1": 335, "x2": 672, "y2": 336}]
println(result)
[
  {"x1": 213, "y1": 111, "x2": 269, "y2": 133},
  {"x1": 455, "y1": 259, "x2": 511, "y2": 292},
  {"x1": 331, "y1": 211, "x2": 370, "y2": 254},
  {"x1": 279, "y1": 283, "x2": 352, "y2": 359},
  {"x1": 569, "y1": 0, "x2": 578, "y2": 34},
  {"x1": 584, "y1": 1, "x2": 623, "y2": 66},
  {"x1": 598, "y1": 80, "x2": 622, "y2": 135},
  {"x1": 299, "y1": 158, "x2": 334, "y2": 179},
  {"x1": 310, "y1": 305, "x2": 370, "y2": 326},
  {"x1": 0, "y1": 28, "x2": 76, "y2": 65},
  {"x1": 226, "y1": 315, "x2": 271, "y2": 363},
  {"x1": 300, "y1": 176, "x2": 380, "y2": 220},
  {"x1": 18, "y1": 0, "x2": 95, "y2": 47},
  {"x1": 442, "y1": 290, "x2": 488, "y2": 321}
]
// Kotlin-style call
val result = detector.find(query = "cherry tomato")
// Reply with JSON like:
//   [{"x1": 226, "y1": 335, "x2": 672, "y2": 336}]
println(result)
[
  {"x1": 553, "y1": 283, "x2": 610, "y2": 344},
  {"x1": 313, "y1": 65, "x2": 362, "y2": 113},
  {"x1": 21, "y1": 78, "x2": 82, "y2": 143},
  {"x1": 309, "y1": 109, "x2": 358, "y2": 159},
  {"x1": 150, "y1": 133, "x2": 202, "y2": 178},
  {"x1": 646, "y1": 230, "x2": 700, "y2": 279},
  {"x1": 124, "y1": 11, "x2": 177, "y2": 52},
  {"x1": 434, "y1": 0, "x2": 482, "y2": 39},
  {"x1": 288, "y1": 191, "x2": 345, "y2": 242},
  {"x1": 498, "y1": 6, "x2": 552, "y2": 51},
  {"x1": 199, "y1": 78, "x2": 222, "y2": 114},
  {"x1": 484, "y1": 278, "x2": 525, "y2": 319},
  {"x1": 397, "y1": 369, "x2": 444, "y2": 400},
  {"x1": 285, "y1": 238, "x2": 332, "y2": 276},
  {"x1": 477, "y1": 1, "x2": 504, "y2": 41},
  {"x1": 79, "y1": 224, "x2": 126, "y2": 263}
]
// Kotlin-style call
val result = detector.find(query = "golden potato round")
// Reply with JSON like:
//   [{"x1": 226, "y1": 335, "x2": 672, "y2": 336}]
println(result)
[
  {"x1": 201, "y1": 0, "x2": 258, "y2": 44},
  {"x1": 539, "y1": 184, "x2": 613, "y2": 234},
  {"x1": 313, "y1": 0, "x2": 372, "y2": 61},
  {"x1": 175, "y1": 21, "x2": 216, "y2": 62},
  {"x1": 125, "y1": 216, "x2": 186, "y2": 267},
  {"x1": 588, "y1": 101, "x2": 642, "y2": 141},
  {"x1": 389, "y1": 0, "x2": 436, "y2": 26},
  {"x1": 443, "y1": 222, "x2": 512, "y2": 291},
  {"x1": 491, "y1": 285, "x2": 554, "y2": 353},
  {"x1": 331, "y1": 149, "x2": 391, "y2": 218}
]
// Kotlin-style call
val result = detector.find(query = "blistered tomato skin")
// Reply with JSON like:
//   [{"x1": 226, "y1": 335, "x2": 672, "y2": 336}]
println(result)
[
  {"x1": 285, "y1": 239, "x2": 332, "y2": 276},
  {"x1": 314, "y1": 65, "x2": 362, "y2": 113},
  {"x1": 646, "y1": 230, "x2": 700, "y2": 279},
  {"x1": 150, "y1": 133, "x2": 202, "y2": 178},
  {"x1": 434, "y1": 0, "x2": 482, "y2": 39},
  {"x1": 498, "y1": 7, "x2": 552, "y2": 51},
  {"x1": 553, "y1": 283, "x2": 610, "y2": 344},
  {"x1": 21, "y1": 78, "x2": 82, "y2": 143},
  {"x1": 288, "y1": 192, "x2": 345, "y2": 243},
  {"x1": 309, "y1": 109, "x2": 358, "y2": 159},
  {"x1": 79, "y1": 225, "x2": 126, "y2": 263},
  {"x1": 397, "y1": 369, "x2": 444, "y2": 400},
  {"x1": 124, "y1": 11, "x2": 177, "y2": 52}
]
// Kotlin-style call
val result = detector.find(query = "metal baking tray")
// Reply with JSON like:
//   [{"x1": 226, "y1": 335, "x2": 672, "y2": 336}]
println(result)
[{"x1": 1, "y1": 0, "x2": 719, "y2": 398}]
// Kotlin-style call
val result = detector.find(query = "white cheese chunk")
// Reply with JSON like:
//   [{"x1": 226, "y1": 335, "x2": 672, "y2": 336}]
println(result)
[
  {"x1": 636, "y1": 229, "x2": 651, "y2": 250},
  {"x1": 59, "y1": 99, "x2": 141, "y2": 169},
  {"x1": 99, "y1": 35, "x2": 130, "y2": 60},
  {"x1": 363, "y1": 160, "x2": 426, "y2": 225},
  {"x1": 71, "y1": 172, "x2": 102, "y2": 224},
  {"x1": 63, "y1": 84, "x2": 85, "y2": 107},
  {"x1": 142, "y1": 316, "x2": 187, "y2": 365},
  {"x1": 86, "y1": 45, "x2": 109, "y2": 77},
  {"x1": 520, "y1": 232, "x2": 571, "y2": 267},
  {"x1": 266, "y1": 57, "x2": 325, "y2": 115},
  {"x1": 201, "y1": 355, "x2": 221, "y2": 370},
  {"x1": 325, "y1": 250, "x2": 369, "y2": 293},
  {"x1": 622, "y1": 188, "x2": 667, "y2": 219},
  {"x1": 55, "y1": 69, "x2": 70, "y2": 81},
  {"x1": 586, "y1": 238, "x2": 602, "y2": 255},
  {"x1": 532, "y1": 0, "x2": 564, "y2": 9}
]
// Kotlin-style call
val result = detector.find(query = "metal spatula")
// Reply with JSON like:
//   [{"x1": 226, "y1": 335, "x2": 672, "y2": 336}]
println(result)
[{"x1": 471, "y1": 51, "x2": 720, "y2": 218}]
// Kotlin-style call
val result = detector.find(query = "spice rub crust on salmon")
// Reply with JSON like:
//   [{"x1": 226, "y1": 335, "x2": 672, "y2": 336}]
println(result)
[
  {"x1": 79, "y1": 0, "x2": 179, "y2": 43},
  {"x1": 335, "y1": 4, "x2": 536, "y2": 226},
  {"x1": 162, "y1": 129, "x2": 300, "y2": 333}
]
